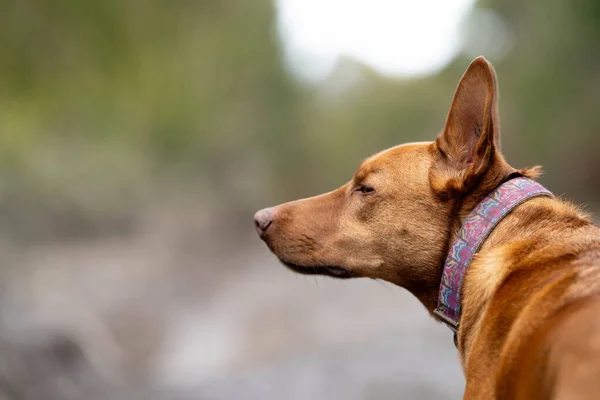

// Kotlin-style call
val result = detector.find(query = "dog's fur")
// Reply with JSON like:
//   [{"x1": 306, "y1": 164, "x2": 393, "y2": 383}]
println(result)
[{"x1": 255, "y1": 57, "x2": 600, "y2": 399}]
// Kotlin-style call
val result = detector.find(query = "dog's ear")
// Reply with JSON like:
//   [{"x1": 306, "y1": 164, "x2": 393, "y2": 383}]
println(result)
[{"x1": 433, "y1": 56, "x2": 501, "y2": 195}]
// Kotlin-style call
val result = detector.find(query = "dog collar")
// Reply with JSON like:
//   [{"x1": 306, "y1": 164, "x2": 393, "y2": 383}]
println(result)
[{"x1": 434, "y1": 177, "x2": 553, "y2": 333}]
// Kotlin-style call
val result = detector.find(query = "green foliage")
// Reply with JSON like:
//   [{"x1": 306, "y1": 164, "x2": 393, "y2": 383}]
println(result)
[
  {"x1": 0, "y1": 0, "x2": 291, "y2": 201},
  {"x1": 0, "y1": 0, "x2": 598, "y2": 226}
]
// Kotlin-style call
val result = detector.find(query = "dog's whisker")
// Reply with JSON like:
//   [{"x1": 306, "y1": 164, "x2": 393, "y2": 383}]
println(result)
[{"x1": 374, "y1": 279, "x2": 393, "y2": 293}]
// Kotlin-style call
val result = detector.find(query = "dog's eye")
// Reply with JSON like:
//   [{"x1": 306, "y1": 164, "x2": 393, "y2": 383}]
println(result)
[{"x1": 357, "y1": 185, "x2": 375, "y2": 194}]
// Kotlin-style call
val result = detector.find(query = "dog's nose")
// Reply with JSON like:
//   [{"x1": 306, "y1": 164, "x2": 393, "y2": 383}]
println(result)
[{"x1": 254, "y1": 208, "x2": 274, "y2": 235}]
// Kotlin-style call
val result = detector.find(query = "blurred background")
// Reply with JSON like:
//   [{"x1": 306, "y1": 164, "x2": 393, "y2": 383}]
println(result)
[{"x1": 0, "y1": 0, "x2": 598, "y2": 399}]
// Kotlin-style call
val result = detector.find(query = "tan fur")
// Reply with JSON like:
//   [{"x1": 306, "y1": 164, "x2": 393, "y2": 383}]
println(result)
[{"x1": 255, "y1": 57, "x2": 600, "y2": 399}]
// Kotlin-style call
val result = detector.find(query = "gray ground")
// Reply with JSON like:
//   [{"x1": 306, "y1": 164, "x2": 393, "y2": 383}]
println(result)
[{"x1": 0, "y1": 218, "x2": 464, "y2": 399}]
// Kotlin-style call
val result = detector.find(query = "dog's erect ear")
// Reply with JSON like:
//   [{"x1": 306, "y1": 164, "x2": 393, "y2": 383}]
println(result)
[{"x1": 434, "y1": 56, "x2": 501, "y2": 194}]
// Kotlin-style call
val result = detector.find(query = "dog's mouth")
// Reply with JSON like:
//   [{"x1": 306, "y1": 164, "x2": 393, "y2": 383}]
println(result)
[{"x1": 281, "y1": 261, "x2": 354, "y2": 279}]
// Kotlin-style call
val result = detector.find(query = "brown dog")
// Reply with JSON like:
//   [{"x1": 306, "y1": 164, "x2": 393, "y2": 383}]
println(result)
[{"x1": 254, "y1": 57, "x2": 600, "y2": 399}]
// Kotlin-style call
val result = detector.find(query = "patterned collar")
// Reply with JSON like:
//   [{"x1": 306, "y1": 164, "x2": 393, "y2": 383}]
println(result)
[{"x1": 433, "y1": 177, "x2": 553, "y2": 333}]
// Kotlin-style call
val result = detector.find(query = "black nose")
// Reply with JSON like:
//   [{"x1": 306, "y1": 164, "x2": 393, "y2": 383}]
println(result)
[{"x1": 254, "y1": 208, "x2": 273, "y2": 235}]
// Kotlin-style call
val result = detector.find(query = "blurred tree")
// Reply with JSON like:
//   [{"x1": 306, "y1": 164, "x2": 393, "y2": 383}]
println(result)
[{"x1": 0, "y1": 0, "x2": 597, "y2": 241}]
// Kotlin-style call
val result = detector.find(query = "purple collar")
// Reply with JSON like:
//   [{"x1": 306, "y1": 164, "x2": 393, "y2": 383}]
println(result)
[{"x1": 434, "y1": 177, "x2": 553, "y2": 332}]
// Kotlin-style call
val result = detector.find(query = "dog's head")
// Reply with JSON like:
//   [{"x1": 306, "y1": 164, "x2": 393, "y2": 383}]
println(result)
[{"x1": 255, "y1": 57, "x2": 528, "y2": 304}]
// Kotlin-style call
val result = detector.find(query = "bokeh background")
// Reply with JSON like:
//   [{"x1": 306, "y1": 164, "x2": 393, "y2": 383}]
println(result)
[{"x1": 0, "y1": 0, "x2": 599, "y2": 399}]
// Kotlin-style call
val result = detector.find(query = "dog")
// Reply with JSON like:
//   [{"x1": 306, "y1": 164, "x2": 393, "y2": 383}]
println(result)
[{"x1": 254, "y1": 56, "x2": 600, "y2": 399}]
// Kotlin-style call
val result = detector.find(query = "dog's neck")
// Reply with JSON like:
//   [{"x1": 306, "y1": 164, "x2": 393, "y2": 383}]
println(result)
[
  {"x1": 435, "y1": 186, "x2": 592, "y2": 364},
  {"x1": 404, "y1": 163, "x2": 517, "y2": 316},
  {"x1": 434, "y1": 177, "x2": 553, "y2": 330},
  {"x1": 459, "y1": 197, "x2": 594, "y2": 353}
]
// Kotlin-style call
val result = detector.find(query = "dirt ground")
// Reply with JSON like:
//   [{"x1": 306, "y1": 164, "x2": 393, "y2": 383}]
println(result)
[{"x1": 0, "y1": 214, "x2": 464, "y2": 400}]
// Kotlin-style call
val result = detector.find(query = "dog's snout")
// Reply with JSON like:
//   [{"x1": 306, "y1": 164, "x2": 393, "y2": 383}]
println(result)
[{"x1": 254, "y1": 208, "x2": 274, "y2": 235}]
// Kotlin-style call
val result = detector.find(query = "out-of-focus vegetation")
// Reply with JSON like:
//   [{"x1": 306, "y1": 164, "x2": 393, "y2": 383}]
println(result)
[
  {"x1": 0, "y1": 2, "x2": 598, "y2": 399},
  {"x1": 1, "y1": 0, "x2": 599, "y2": 243},
  {"x1": 0, "y1": 0, "x2": 295, "y2": 240}
]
